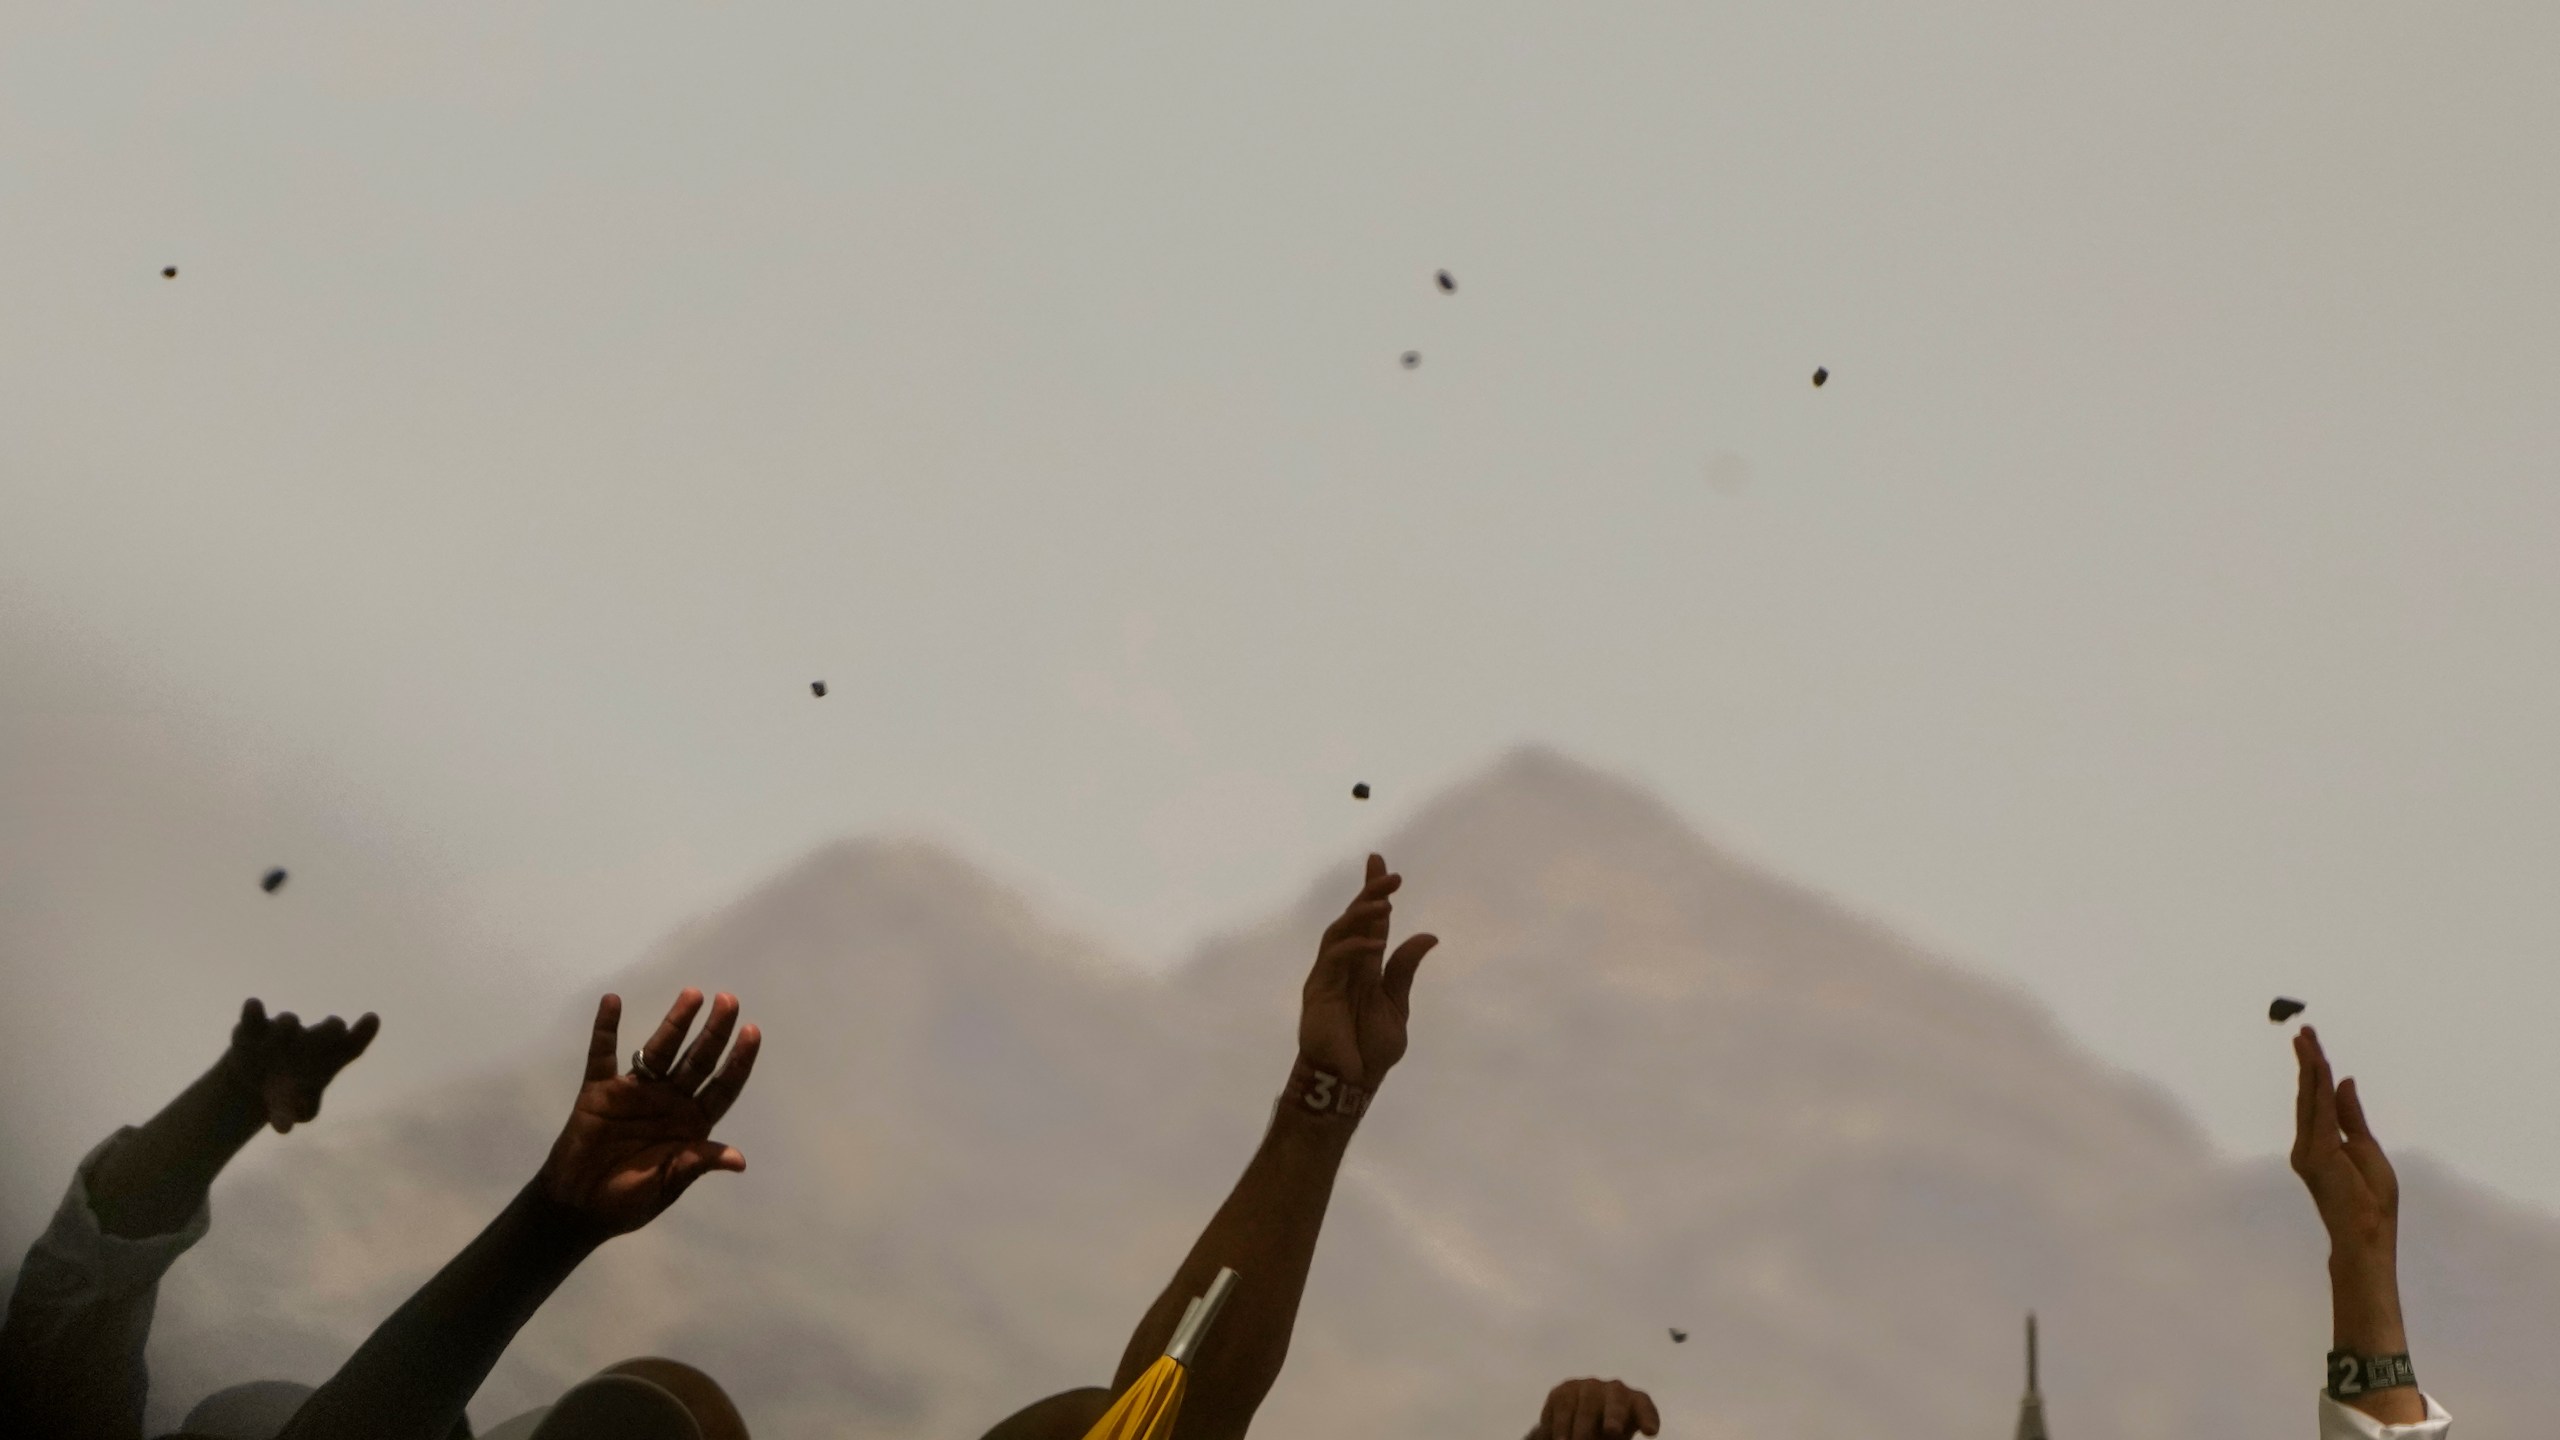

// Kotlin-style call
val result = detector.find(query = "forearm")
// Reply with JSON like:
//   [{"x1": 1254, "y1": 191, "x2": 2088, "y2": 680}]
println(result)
[
  {"x1": 85, "y1": 1054, "x2": 265, "y2": 1239},
  {"x1": 277, "y1": 1181, "x2": 602, "y2": 1440},
  {"x1": 2329, "y1": 1232, "x2": 2424, "y2": 1427},
  {"x1": 1109, "y1": 1078, "x2": 1356, "y2": 1440}
]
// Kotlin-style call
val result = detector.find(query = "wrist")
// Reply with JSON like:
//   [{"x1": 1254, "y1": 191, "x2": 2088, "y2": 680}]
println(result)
[
  {"x1": 2326, "y1": 1349, "x2": 2419, "y2": 1402},
  {"x1": 515, "y1": 1175, "x2": 614, "y2": 1256},
  {"x1": 1282, "y1": 1056, "x2": 1374, "y2": 1121},
  {"x1": 204, "y1": 1052, "x2": 273, "y2": 1136},
  {"x1": 1269, "y1": 1059, "x2": 1366, "y2": 1154}
]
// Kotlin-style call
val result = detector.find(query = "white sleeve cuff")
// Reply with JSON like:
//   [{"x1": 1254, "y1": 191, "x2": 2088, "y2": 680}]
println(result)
[
  {"x1": 17, "y1": 1127, "x2": 214, "y2": 1307},
  {"x1": 2319, "y1": 1391, "x2": 2450, "y2": 1439}
]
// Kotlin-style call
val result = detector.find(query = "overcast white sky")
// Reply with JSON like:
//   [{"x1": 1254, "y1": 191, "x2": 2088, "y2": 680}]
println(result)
[{"x1": 6, "y1": 1, "x2": 2560, "y2": 1243}]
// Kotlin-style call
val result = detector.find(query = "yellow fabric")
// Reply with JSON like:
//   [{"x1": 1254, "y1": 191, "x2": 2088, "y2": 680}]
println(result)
[{"x1": 1077, "y1": 1356, "x2": 1191, "y2": 1440}]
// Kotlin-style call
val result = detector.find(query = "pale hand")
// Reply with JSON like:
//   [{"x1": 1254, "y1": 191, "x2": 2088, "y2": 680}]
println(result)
[
  {"x1": 1531, "y1": 1377, "x2": 1660, "y2": 1440},
  {"x1": 2290, "y1": 1026, "x2": 2398, "y2": 1255},
  {"x1": 1298, "y1": 854, "x2": 1437, "y2": 1093},
  {"x1": 225, "y1": 999, "x2": 380, "y2": 1134},
  {"x1": 537, "y1": 988, "x2": 761, "y2": 1240}
]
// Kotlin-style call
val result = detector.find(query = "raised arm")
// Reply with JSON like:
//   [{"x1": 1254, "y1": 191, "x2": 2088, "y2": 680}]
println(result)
[
  {"x1": 276, "y1": 988, "x2": 760, "y2": 1440},
  {"x1": 88, "y1": 999, "x2": 379, "y2": 1237},
  {"x1": 0, "y1": 1000, "x2": 374, "y2": 1440},
  {"x1": 2290, "y1": 1027, "x2": 2448, "y2": 1437},
  {"x1": 1093, "y1": 854, "x2": 1437, "y2": 1440}
]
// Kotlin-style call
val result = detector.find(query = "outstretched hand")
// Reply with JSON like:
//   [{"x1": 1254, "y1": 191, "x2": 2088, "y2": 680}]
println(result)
[
  {"x1": 2290, "y1": 1025, "x2": 2398, "y2": 1256},
  {"x1": 225, "y1": 999, "x2": 380, "y2": 1134},
  {"x1": 536, "y1": 988, "x2": 761, "y2": 1241},
  {"x1": 1298, "y1": 854, "x2": 1437, "y2": 1092},
  {"x1": 1530, "y1": 1377, "x2": 1660, "y2": 1440}
]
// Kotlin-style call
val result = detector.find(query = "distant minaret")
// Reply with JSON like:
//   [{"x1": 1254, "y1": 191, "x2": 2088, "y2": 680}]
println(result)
[{"x1": 2013, "y1": 1312, "x2": 2050, "y2": 1440}]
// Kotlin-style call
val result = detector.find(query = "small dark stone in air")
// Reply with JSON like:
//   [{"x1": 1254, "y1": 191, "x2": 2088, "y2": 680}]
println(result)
[
  {"x1": 1351, "y1": 782, "x2": 1371, "y2": 800},
  {"x1": 262, "y1": 868, "x2": 288, "y2": 893},
  {"x1": 1436, "y1": 270, "x2": 1455, "y2": 292},
  {"x1": 811, "y1": 680, "x2": 827, "y2": 698},
  {"x1": 1669, "y1": 1329, "x2": 1688, "y2": 1343},
  {"x1": 1812, "y1": 367, "x2": 1828, "y2": 387},
  {"x1": 1400, "y1": 351, "x2": 1420, "y2": 369},
  {"x1": 2268, "y1": 997, "x2": 2306, "y2": 1024},
  {"x1": 162, "y1": 267, "x2": 177, "y2": 278}
]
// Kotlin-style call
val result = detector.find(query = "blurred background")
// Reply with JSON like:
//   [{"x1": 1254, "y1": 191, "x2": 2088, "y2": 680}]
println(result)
[{"x1": 5, "y1": 3, "x2": 2559, "y2": 1435}]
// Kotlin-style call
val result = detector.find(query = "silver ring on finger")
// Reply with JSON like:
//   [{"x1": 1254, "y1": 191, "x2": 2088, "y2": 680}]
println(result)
[{"x1": 629, "y1": 1049, "x2": 671, "y2": 1082}]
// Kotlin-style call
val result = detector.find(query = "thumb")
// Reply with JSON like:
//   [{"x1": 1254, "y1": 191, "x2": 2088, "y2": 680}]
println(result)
[
  {"x1": 2337, "y1": 1077, "x2": 2394, "y2": 1189},
  {"x1": 1382, "y1": 934, "x2": 1437, "y2": 1012},
  {"x1": 662, "y1": 1142, "x2": 746, "y2": 1203},
  {"x1": 2337, "y1": 1076, "x2": 2377, "y2": 1146}
]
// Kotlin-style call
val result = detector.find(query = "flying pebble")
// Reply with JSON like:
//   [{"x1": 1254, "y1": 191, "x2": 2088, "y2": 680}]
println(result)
[
  {"x1": 1812, "y1": 366, "x2": 1828, "y2": 387},
  {"x1": 811, "y1": 680, "x2": 827, "y2": 698},
  {"x1": 262, "y1": 868, "x2": 288, "y2": 894},
  {"x1": 1436, "y1": 270, "x2": 1455, "y2": 293},
  {"x1": 162, "y1": 267, "x2": 178, "y2": 279},
  {"x1": 1669, "y1": 1329, "x2": 1688, "y2": 1343},
  {"x1": 1351, "y1": 782, "x2": 1371, "y2": 800},
  {"x1": 1400, "y1": 351, "x2": 1421, "y2": 369},
  {"x1": 2268, "y1": 997, "x2": 2306, "y2": 1024}
]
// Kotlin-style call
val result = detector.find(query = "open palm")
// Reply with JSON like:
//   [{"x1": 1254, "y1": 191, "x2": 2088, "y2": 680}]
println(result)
[
  {"x1": 2290, "y1": 1025, "x2": 2397, "y2": 1250},
  {"x1": 538, "y1": 988, "x2": 761, "y2": 1240},
  {"x1": 1299, "y1": 855, "x2": 1437, "y2": 1091}
]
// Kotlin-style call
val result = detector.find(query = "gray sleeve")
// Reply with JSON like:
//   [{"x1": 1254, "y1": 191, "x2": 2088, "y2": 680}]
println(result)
[{"x1": 0, "y1": 1128, "x2": 214, "y2": 1440}]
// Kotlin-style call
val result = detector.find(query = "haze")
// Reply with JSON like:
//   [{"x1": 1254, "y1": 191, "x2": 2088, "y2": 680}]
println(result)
[{"x1": 6, "y1": 0, "x2": 2560, "y2": 1258}]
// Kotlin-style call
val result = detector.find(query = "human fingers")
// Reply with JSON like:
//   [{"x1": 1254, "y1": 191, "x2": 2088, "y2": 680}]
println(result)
[
  {"x1": 1632, "y1": 1388, "x2": 1662, "y2": 1436},
  {"x1": 2306, "y1": 1029, "x2": 2341, "y2": 1147},
  {"x1": 1313, "y1": 931, "x2": 1389, "y2": 1002},
  {"x1": 1319, "y1": 889, "x2": 1399, "y2": 953},
  {"x1": 663, "y1": 1141, "x2": 747, "y2": 1206},
  {"x1": 636, "y1": 988, "x2": 705, "y2": 1077},
  {"x1": 1568, "y1": 1382, "x2": 1600, "y2": 1440},
  {"x1": 1382, "y1": 934, "x2": 1436, "y2": 1013},
  {"x1": 1600, "y1": 1383, "x2": 1631, "y2": 1439},
  {"x1": 1537, "y1": 1385, "x2": 1566, "y2": 1440},
  {"x1": 2337, "y1": 1074, "x2": 2377, "y2": 1147},
  {"x1": 584, "y1": 994, "x2": 623, "y2": 1084},
  {"x1": 2291, "y1": 1030, "x2": 2317, "y2": 1159},
  {"x1": 234, "y1": 997, "x2": 269, "y2": 1049},
  {"x1": 668, "y1": 993, "x2": 740, "y2": 1092},
  {"x1": 2338, "y1": 1077, "x2": 2397, "y2": 1195},
  {"x1": 697, "y1": 1023, "x2": 762, "y2": 1123},
  {"x1": 346, "y1": 1012, "x2": 381, "y2": 1057},
  {"x1": 300, "y1": 1016, "x2": 353, "y2": 1090}
]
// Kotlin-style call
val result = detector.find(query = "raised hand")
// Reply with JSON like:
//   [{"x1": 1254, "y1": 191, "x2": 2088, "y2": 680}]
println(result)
[
  {"x1": 1298, "y1": 854, "x2": 1437, "y2": 1092},
  {"x1": 2290, "y1": 1026, "x2": 2398, "y2": 1254},
  {"x1": 224, "y1": 998, "x2": 381, "y2": 1134},
  {"x1": 535, "y1": 989, "x2": 760, "y2": 1241},
  {"x1": 1530, "y1": 1377, "x2": 1660, "y2": 1440}
]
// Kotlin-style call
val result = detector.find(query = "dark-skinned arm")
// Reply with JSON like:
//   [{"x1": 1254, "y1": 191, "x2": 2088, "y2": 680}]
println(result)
[
  {"x1": 276, "y1": 989, "x2": 760, "y2": 1440},
  {"x1": 88, "y1": 1001, "x2": 378, "y2": 1239},
  {"x1": 1092, "y1": 855, "x2": 1436, "y2": 1440},
  {"x1": 0, "y1": 1001, "x2": 374, "y2": 1440}
]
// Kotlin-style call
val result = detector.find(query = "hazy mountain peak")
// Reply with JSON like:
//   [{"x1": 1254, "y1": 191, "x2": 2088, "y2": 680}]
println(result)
[
  {"x1": 142, "y1": 751, "x2": 2560, "y2": 1440},
  {"x1": 622, "y1": 834, "x2": 1128, "y2": 1003}
]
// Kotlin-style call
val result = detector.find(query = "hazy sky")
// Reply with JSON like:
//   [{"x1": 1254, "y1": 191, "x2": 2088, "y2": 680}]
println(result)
[{"x1": 7, "y1": 1, "x2": 2560, "y2": 1241}]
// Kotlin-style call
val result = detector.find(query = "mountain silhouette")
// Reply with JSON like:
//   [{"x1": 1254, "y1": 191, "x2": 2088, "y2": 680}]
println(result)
[{"x1": 144, "y1": 747, "x2": 2560, "y2": 1438}]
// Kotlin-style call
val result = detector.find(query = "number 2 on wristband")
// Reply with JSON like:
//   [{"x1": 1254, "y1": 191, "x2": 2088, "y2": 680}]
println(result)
[{"x1": 2331, "y1": 1353, "x2": 2363, "y2": 1397}]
